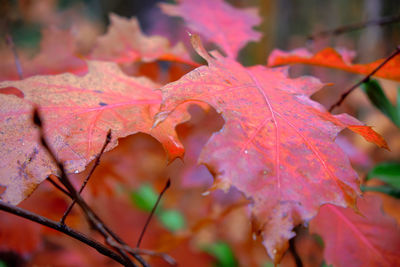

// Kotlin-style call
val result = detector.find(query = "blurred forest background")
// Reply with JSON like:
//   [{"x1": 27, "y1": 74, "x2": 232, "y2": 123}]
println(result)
[
  {"x1": 2, "y1": 0, "x2": 400, "y2": 60},
  {"x1": 0, "y1": 0, "x2": 399, "y2": 267}
]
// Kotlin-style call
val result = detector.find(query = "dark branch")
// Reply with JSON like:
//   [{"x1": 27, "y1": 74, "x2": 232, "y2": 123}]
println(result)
[
  {"x1": 45, "y1": 153, "x2": 145, "y2": 262},
  {"x1": 89, "y1": 208, "x2": 149, "y2": 267},
  {"x1": 33, "y1": 109, "x2": 139, "y2": 267},
  {"x1": 46, "y1": 176, "x2": 72, "y2": 198},
  {"x1": 113, "y1": 241, "x2": 176, "y2": 266},
  {"x1": 60, "y1": 129, "x2": 112, "y2": 224},
  {"x1": 308, "y1": 14, "x2": 400, "y2": 40},
  {"x1": 137, "y1": 179, "x2": 171, "y2": 248},
  {"x1": 44, "y1": 138, "x2": 148, "y2": 266},
  {"x1": 0, "y1": 200, "x2": 126, "y2": 266},
  {"x1": 329, "y1": 45, "x2": 400, "y2": 112}
]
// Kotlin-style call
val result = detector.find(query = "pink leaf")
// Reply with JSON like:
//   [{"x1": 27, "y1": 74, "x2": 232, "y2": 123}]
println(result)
[
  {"x1": 160, "y1": 0, "x2": 262, "y2": 59},
  {"x1": 310, "y1": 195, "x2": 400, "y2": 267}
]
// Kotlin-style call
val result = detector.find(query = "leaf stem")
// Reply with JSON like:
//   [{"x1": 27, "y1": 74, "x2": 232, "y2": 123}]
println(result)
[{"x1": 329, "y1": 45, "x2": 400, "y2": 112}]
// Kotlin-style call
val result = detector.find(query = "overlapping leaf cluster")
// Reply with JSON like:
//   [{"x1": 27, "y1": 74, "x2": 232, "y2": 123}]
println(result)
[{"x1": 1, "y1": 0, "x2": 400, "y2": 266}]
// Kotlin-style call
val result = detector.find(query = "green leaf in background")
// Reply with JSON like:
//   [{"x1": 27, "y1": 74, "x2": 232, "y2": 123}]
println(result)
[
  {"x1": 203, "y1": 242, "x2": 237, "y2": 267},
  {"x1": 262, "y1": 262, "x2": 274, "y2": 267},
  {"x1": 312, "y1": 233, "x2": 325, "y2": 248},
  {"x1": 361, "y1": 185, "x2": 400, "y2": 198},
  {"x1": 11, "y1": 24, "x2": 42, "y2": 49},
  {"x1": 366, "y1": 162, "x2": 400, "y2": 189},
  {"x1": 130, "y1": 184, "x2": 159, "y2": 212},
  {"x1": 0, "y1": 260, "x2": 7, "y2": 267},
  {"x1": 158, "y1": 209, "x2": 186, "y2": 232},
  {"x1": 361, "y1": 79, "x2": 400, "y2": 127}
]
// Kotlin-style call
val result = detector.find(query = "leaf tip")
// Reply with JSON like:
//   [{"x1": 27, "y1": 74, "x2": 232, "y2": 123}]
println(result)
[
  {"x1": 190, "y1": 34, "x2": 213, "y2": 62},
  {"x1": 347, "y1": 125, "x2": 390, "y2": 150}
]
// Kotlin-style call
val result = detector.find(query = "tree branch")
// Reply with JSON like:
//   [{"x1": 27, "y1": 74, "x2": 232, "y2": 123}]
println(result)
[
  {"x1": 0, "y1": 200, "x2": 127, "y2": 266},
  {"x1": 113, "y1": 241, "x2": 176, "y2": 266},
  {"x1": 46, "y1": 175, "x2": 72, "y2": 198},
  {"x1": 33, "y1": 109, "x2": 140, "y2": 267},
  {"x1": 329, "y1": 45, "x2": 400, "y2": 112},
  {"x1": 45, "y1": 141, "x2": 149, "y2": 266},
  {"x1": 60, "y1": 129, "x2": 112, "y2": 224}
]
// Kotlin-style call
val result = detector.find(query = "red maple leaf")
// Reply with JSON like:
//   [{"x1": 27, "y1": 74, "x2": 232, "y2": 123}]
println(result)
[
  {"x1": 0, "y1": 61, "x2": 185, "y2": 204},
  {"x1": 154, "y1": 35, "x2": 387, "y2": 262},
  {"x1": 160, "y1": 0, "x2": 262, "y2": 59},
  {"x1": 310, "y1": 194, "x2": 400, "y2": 267},
  {"x1": 267, "y1": 47, "x2": 400, "y2": 81},
  {"x1": 90, "y1": 13, "x2": 195, "y2": 66}
]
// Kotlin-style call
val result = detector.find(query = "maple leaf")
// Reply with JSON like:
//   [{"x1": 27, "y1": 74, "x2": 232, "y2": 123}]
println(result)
[
  {"x1": 267, "y1": 47, "x2": 400, "y2": 81},
  {"x1": 90, "y1": 13, "x2": 195, "y2": 66},
  {"x1": 0, "y1": 95, "x2": 58, "y2": 204},
  {"x1": 154, "y1": 35, "x2": 387, "y2": 263},
  {"x1": 310, "y1": 195, "x2": 400, "y2": 267},
  {"x1": 0, "y1": 61, "x2": 185, "y2": 205},
  {"x1": 160, "y1": 0, "x2": 262, "y2": 59},
  {"x1": 0, "y1": 27, "x2": 87, "y2": 82}
]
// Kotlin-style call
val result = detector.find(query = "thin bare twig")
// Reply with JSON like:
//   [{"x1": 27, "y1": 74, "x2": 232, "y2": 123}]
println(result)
[
  {"x1": 60, "y1": 129, "x2": 112, "y2": 224},
  {"x1": 308, "y1": 14, "x2": 400, "y2": 40},
  {"x1": 33, "y1": 109, "x2": 139, "y2": 267},
  {"x1": 46, "y1": 176, "x2": 72, "y2": 198},
  {"x1": 329, "y1": 45, "x2": 400, "y2": 112},
  {"x1": 43, "y1": 133, "x2": 148, "y2": 266},
  {"x1": 5, "y1": 33, "x2": 23, "y2": 79},
  {"x1": 137, "y1": 179, "x2": 171, "y2": 248},
  {"x1": 90, "y1": 208, "x2": 149, "y2": 267},
  {"x1": 0, "y1": 200, "x2": 126, "y2": 265},
  {"x1": 112, "y1": 241, "x2": 176, "y2": 266}
]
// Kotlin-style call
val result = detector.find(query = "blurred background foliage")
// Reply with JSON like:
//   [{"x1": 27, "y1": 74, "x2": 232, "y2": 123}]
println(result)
[{"x1": 2, "y1": 0, "x2": 400, "y2": 62}]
